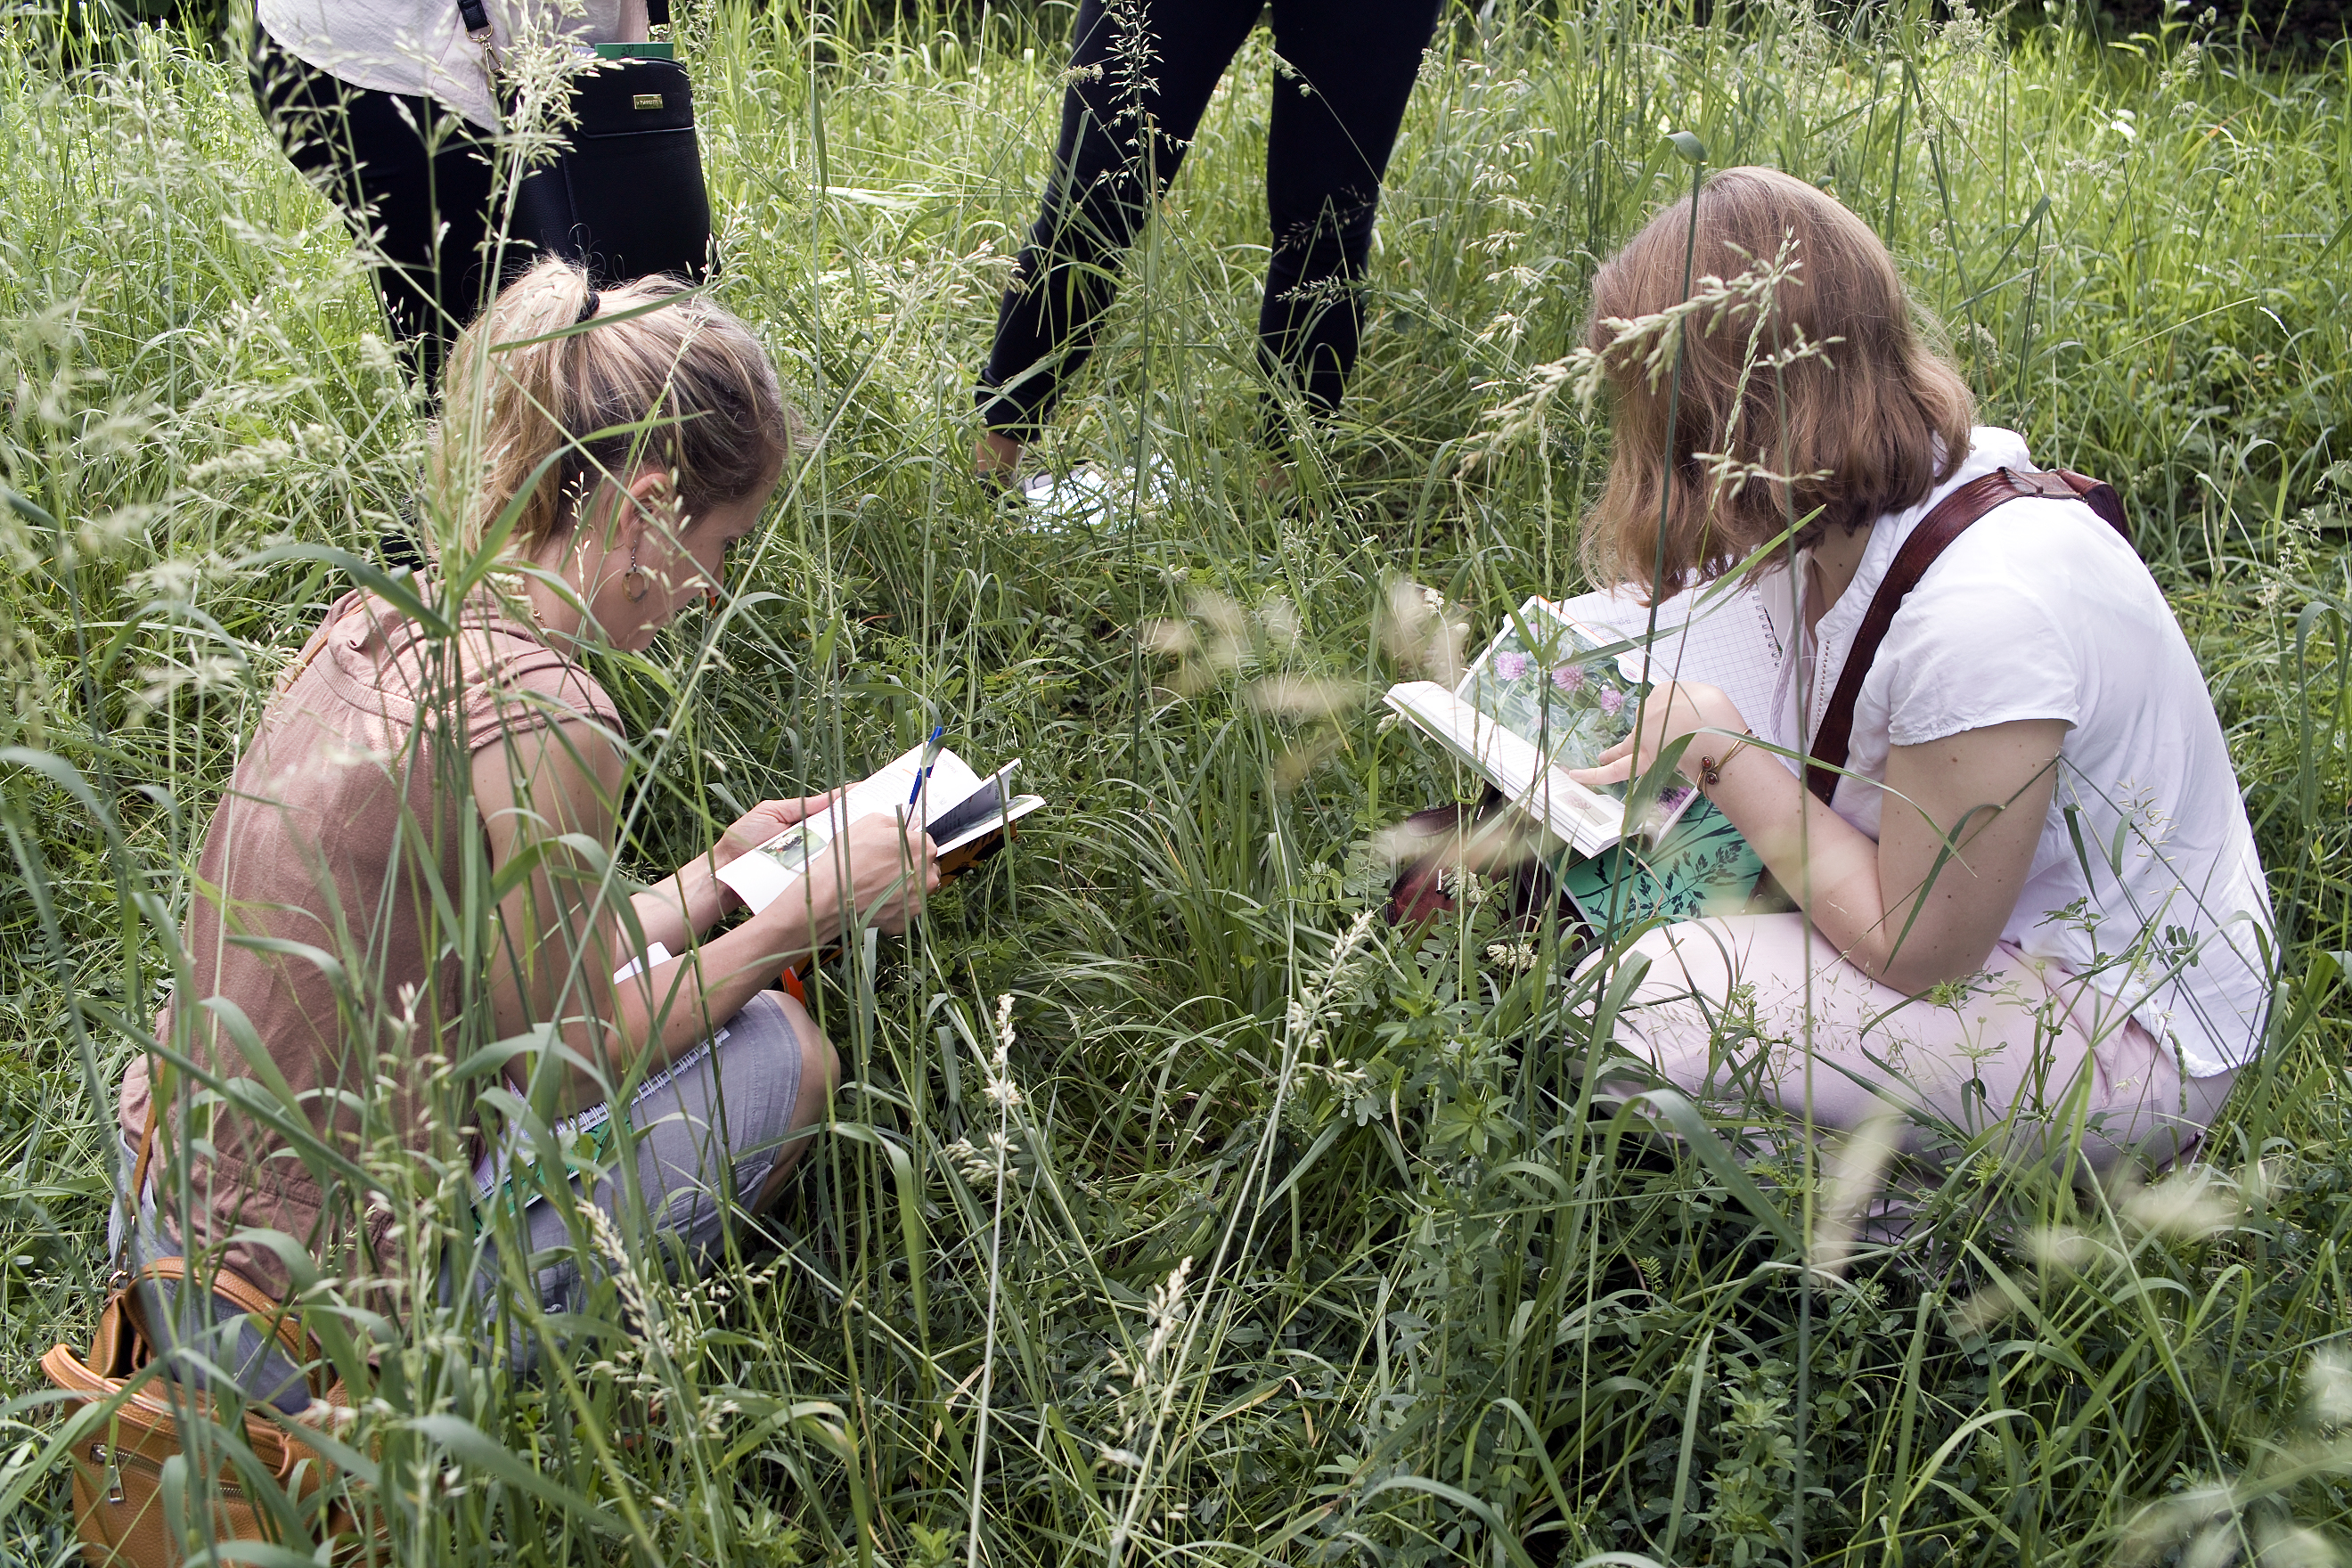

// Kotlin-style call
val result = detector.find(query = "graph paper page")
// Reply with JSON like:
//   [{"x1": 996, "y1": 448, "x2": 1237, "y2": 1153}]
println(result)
[{"x1": 1552, "y1": 576, "x2": 1789, "y2": 736}]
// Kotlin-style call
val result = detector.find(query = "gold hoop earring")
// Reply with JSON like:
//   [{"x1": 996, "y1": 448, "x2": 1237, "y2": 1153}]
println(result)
[{"x1": 623, "y1": 546, "x2": 649, "y2": 603}]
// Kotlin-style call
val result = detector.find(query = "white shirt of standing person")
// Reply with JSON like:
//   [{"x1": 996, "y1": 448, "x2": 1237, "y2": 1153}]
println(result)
[
  {"x1": 256, "y1": 0, "x2": 641, "y2": 131},
  {"x1": 1743, "y1": 426, "x2": 2273, "y2": 1081}
]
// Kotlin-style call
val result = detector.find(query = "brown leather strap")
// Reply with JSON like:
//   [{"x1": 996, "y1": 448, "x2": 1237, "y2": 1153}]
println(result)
[
  {"x1": 1805, "y1": 467, "x2": 2130, "y2": 804},
  {"x1": 118, "y1": 1098, "x2": 323, "y2": 1400},
  {"x1": 110, "y1": 1097, "x2": 162, "y2": 1276},
  {"x1": 127, "y1": 1098, "x2": 159, "y2": 1228}
]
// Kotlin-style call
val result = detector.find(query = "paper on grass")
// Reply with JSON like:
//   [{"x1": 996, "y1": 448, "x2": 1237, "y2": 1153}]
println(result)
[{"x1": 1012, "y1": 459, "x2": 1176, "y2": 533}]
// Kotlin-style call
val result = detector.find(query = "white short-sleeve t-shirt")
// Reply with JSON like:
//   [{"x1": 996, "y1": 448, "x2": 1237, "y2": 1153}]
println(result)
[
  {"x1": 1767, "y1": 428, "x2": 2273, "y2": 1078},
  {"x1": 257, "y1": 1, "x2": 632, "y2": 130}
]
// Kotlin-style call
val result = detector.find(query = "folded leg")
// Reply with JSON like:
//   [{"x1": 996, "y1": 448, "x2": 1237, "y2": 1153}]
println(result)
[
  {"x1": 1597, "y1": 912, "x2": 2230, "y2": 1172},
  {"x1": 489, "y1": 987, "x2": 837, "y2": 1317}
]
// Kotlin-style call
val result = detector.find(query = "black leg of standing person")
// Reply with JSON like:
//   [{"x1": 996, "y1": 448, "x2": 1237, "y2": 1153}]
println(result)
[
  {"x1": 250, "y1": 31, "x2": 500, "y2": 391},
  {"x1": 250, "y1": 29, "x2": 501, "y2": 570},
  {"x1": 1257, "y1": 0, "x2": 1443, "y2": 442},
  {"x1": 974, "y1": 0, "x2": 1263, "y2": 463}
]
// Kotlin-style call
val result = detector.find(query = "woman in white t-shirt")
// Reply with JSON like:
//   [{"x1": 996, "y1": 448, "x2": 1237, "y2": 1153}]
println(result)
[
  {"x1": 1565, "y1": 167, "x2": 2272, "y2": 1170},
  {"x1": 249, "y1": 1, "x2": 649, "y2": 388}
]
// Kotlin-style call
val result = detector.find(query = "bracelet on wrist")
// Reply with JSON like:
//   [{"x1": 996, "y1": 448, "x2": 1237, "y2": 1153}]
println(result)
[{"x1": 1696, "y1": 731, "x2": 1757, "y2": 792}]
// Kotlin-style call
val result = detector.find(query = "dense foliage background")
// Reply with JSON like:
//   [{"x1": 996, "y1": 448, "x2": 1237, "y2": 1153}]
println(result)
[{"x1": 1, "y1": 1, "x2": 2348, "y2": 1564}]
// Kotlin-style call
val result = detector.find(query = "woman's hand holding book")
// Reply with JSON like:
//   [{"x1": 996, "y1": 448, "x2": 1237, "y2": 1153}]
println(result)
[
  {"x1": 706, "y1": 780, "x2": 940, "y2": 935},
  {"x1": 1566, "y1": 680, "x2": 1750, "y2": 790},
  {"x1": 778, "y1": 809, "x2": 941, "y2": 939},
  {"x1": 715, "y1": 790, "x2": 845, "y2": 870}
]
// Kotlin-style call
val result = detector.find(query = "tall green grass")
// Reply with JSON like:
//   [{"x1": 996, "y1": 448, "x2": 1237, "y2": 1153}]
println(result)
[{"x1": 0, "y1": 2, "x2": 2348, "y2": 1564}]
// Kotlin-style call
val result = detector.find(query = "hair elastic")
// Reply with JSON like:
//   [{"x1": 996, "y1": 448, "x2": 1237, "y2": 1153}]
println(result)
[{"x1": 576, "y1": 289, "x2": 600, "y2": 325}]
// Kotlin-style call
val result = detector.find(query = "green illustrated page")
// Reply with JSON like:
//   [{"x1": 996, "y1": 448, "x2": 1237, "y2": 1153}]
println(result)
[{"x1": 1558, "y1": 797, "x2": 1767, "y2": 930}]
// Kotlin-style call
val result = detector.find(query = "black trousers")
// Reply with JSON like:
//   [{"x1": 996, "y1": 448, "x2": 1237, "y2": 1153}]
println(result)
[
  {"x1": 249, "y1": 28, "x2": 502, "y2": 393},
  {"x1": 975, "y1": 0, "x2": 1444, "y2": 444}
]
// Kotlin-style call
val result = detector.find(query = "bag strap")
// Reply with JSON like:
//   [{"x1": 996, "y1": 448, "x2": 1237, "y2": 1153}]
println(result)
[
  {"x1": 129, "y1": 1101, "x2": 159, "y2": 1227},
  {"x1": 107, "y1": 1097, "x2": 163, "y2": 1276},
  {"x1": 118, "y1": 594, "x2": 348, "y2": 1259},
  {"x1": 1804, "y1": 466, "x2": 2129, "y2": 804},
  {"x1": 116, "y1": 1099, "x2": 324, "y2": 1400}
]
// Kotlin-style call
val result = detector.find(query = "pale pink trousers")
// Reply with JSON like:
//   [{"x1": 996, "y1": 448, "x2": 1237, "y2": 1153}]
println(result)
[{"x1": 1596, "y1": 913, "x2": 2236, "y2": 1172}]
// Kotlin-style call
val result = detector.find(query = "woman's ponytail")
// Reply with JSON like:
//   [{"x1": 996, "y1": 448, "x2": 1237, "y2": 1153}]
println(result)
[{"x1": 431, "y1": 258, "x2": 798, "y2": 569}]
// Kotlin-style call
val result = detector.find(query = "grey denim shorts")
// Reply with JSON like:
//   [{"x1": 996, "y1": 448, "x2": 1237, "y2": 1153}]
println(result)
[{"x1": 110, "y1": 989, "x2": 810, "y2": 1404}]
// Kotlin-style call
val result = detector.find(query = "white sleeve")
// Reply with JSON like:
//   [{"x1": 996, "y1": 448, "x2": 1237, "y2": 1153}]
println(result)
[{"x1": 1874, "y1": 533, "x2": 2087, "y2": 747}]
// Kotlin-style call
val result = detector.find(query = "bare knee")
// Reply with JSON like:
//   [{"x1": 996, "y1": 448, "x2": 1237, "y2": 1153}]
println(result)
[
  {"x1": 746, "y1": 995, "x2": 840, "y2": 1212},
  {"x1": 780, "y1": 993, "x2": 840, "y2": 1132}
]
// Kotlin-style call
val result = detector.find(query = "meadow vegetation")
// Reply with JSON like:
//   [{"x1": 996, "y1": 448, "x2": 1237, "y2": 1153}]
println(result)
[{"x1": 1, "y1": 1, "x2": 2350, "y2": 1563}]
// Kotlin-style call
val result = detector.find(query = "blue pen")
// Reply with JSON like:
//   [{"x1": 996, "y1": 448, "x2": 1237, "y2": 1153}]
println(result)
[{"x1": 907, "y1": 725, "x2": 948, "y2": 807}]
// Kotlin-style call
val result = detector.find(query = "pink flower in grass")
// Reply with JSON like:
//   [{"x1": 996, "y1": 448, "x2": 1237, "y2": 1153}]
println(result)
[
  {"x1": 1493, "y1": 651, "x2": 1532, "y2": 679},
  {"x1": 1597, "y1": 686, "x2": 1627, "y2": 716},
  {"x1": 1550, "y1": 665, "x2": 1587, "y2": 695}
]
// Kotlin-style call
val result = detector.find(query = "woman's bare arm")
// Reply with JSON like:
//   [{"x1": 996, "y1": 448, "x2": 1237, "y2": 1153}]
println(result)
[
  {"x1": 471, "y1": 722, "x2": 933, "y2": 1112},
  {"x1": 1712, "y1": 716, "x2": 2064, "y2": 991},
  {"x1": 622, "y1": 791, "x2": 844, "y2": 959},
  {"x1": 1573, "y1": 686, "x2": 2065, "y2": 993}
]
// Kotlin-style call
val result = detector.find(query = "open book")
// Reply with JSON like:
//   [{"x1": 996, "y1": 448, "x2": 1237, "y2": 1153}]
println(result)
[
  {"x1": 715, "y1": 740, "x2": 1045, "y2": 916},
  {"x1": 1386, "y1": 596, "x2": 1710, "y2": 858},
  {"x1": 1386, "y1": 583, "x2": 1789, "y2": 923},
  {"x1": 1550, "y1": 576, "x2": 1788, "y2": 735}
]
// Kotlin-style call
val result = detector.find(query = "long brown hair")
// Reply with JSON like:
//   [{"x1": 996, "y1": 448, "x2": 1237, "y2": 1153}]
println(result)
[
  {"x1": 431, "y1": 258, "x2": 800, "y2": 564},
  {"x1": 1580, "y1": 166, "x2": 1974, "y2": 593}
]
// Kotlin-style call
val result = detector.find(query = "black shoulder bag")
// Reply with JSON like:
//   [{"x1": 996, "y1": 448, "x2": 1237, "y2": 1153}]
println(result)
[{"x1": 461, "y1": 0, "x2": 715, "y2": 286}]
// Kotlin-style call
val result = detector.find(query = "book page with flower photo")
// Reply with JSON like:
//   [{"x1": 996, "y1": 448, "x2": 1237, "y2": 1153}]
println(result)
[
  {"x1": 1385, "y1": 597, "x2": 1684, "y2": 857},
  {"x1": 1384, "y1": 584, "x2": 1797, "y2": 865},
  {"x1": 1461, "y1": 598, "x2": 1702, "y2": 840}
]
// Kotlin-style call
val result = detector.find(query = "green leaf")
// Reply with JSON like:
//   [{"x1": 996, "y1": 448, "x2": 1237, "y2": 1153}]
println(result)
[
  {"x1": 405, "y1": 1414, "x2": 629, "y2": 1537},
  {"x1": 1663, "y1": 129, "x2": 1708, "y2": 165},
  {"x1": 1605, "y1": 1088, "x2": 1801, "y2": 1252}
]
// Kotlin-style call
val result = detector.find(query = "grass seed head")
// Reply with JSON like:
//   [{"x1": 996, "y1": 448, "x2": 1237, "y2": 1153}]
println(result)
[
  {"x1": 2124, "y1": 1170, "x2": 2241, "y2": 1242},
  {"x1": 2307, "y1": 1347, "x2": 2352, "y2": 1431}
]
